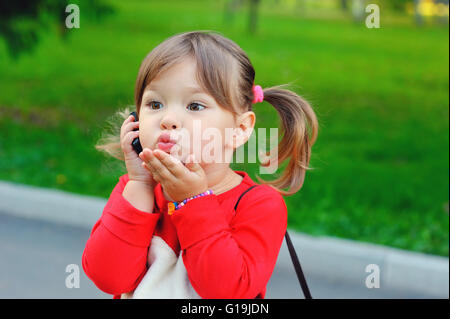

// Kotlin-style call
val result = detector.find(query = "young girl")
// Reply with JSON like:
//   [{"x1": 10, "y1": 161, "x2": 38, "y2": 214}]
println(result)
[{"x1": 82, "y1": 30, "x2": 318, "y2": 299}]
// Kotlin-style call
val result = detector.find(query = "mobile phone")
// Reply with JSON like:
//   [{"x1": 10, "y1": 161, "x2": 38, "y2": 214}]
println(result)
[{"x1": 129, "y1": 111, "x2": 143, "y2": 155}]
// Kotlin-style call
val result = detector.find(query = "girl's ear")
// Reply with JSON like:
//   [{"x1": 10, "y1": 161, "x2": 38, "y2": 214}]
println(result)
[
  {"x1": 232, "y1": 127, "x2": 253, "y2": 149},
  {"x1": 231, "y1": 111, "x2": 256, "y2": 149}
]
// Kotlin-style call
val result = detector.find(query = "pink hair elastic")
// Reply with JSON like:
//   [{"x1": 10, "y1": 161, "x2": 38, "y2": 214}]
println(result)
[{"x1": 252, "y1": 84, "x2": 264, "y2": 104}]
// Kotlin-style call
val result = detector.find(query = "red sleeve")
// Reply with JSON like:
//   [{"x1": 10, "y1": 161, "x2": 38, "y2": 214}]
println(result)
[
  {"x1": 81, "y1": 174, "x2": 161, "y2": 296},
  {"x1": 169, "y1": 185, "x2": 287, "y2": 299}
]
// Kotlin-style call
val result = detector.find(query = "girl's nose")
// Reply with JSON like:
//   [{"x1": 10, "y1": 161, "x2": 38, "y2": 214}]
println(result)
[{"x1": 160, "y1": 114, "x2": 181, "y2": 130}]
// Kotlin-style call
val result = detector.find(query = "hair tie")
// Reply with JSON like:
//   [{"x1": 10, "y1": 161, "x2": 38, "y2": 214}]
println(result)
[{"x1": 252, "y1": 84, "x2": 264, "y2": 104}]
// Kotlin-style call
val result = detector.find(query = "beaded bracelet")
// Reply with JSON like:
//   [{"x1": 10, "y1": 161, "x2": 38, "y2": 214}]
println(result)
[{"x1": 167, "y1": 189, "x2": 214, "y2": 215}]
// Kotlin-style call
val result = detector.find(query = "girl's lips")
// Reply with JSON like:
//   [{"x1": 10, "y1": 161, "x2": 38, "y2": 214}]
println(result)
[{"x1": 157, "y1": 142, "x2": 175, "y2": 153}]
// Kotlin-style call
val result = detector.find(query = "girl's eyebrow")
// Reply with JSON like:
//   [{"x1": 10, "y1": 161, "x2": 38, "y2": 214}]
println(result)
[
  {"x1": 143, "y1": 85, "x2": 214, "y2": 104},
  {"x1": 184, "y1": 86, "x2": 207, "y2": 95},
  {"x1": 145, "y1": 85, "x2": 206, "y2": 95}
]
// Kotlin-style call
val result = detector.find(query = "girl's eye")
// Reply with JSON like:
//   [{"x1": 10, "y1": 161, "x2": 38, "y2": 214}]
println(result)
[
  {"x1": 146, "y1": 100, "x2": 205, "y2": 111},
  {"x1": 187, "y1": 102, "x2": 205, "y2": 111},
  {"x1": 147, "y1": 101, "x2": 163, "y2": 110}
]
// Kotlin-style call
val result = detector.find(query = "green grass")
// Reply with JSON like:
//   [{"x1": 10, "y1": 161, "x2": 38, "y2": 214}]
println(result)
[{"x1": 0, "y1": 0, "x2": 448, "y2": 256}]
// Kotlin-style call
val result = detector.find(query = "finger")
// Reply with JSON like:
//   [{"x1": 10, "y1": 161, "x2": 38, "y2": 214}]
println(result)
[
  {"x1": 124, "y1": 120, "x2": 139, "y2": 135},
  {"x1": 153, "y1": 149, "x2": 188, "y2": 177},
  {"x1": 124, "y1": 114, "x2": 134, "y2": 124},
  {"x1": 120, "y1": 121, "x2": 139, "y2": 134},
  {"x1": 146, "y1": 162, "x2": 162, "y2": 184},
  {"x1": 120, "y1": 115, "x2": 135, "y2": 137},
  {"x1": 141, "y1": 161, "x2": 152, "y2": 174},
  {"x1": 120, "y1": 123, "x2": 139, "y2": 145},
  {"x1": 121, "y1": 130, "x2": 140, "y2": 152},
  {"x1": 126, "y1": 114, "x2": 134, "y2": 122},
  {"x1": 139, "y1": 148, "x2": 153, "y2": 163},
  {"x1": 145, "y1": 149, "x2": 174, "y2": 182},
  {"x1": 139, "y1": 153, "x2": 156, "y2": 173},
  {"x1": 185, "y1": 154, "x2": 203, "y2": 174},
  {"x1": 141, "y1": 162, "x2": 159, "y2": 182}
]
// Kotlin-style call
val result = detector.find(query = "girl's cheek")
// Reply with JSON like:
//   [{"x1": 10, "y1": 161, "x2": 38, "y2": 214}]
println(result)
[
  {"x1": 138, "y1": 130, "x2": 156, "y2": 151},
  {"x1": 198, "y1": 136, "x2": 226, "y2": 164}
]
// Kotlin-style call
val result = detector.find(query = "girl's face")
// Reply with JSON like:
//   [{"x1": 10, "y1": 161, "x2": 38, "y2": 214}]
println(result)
[{"x1": 138, "y1": 57, "x2": 238, "y2": 166}]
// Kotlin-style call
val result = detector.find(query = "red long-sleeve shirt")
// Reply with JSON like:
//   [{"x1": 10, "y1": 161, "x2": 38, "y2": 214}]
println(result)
[{"x1": 82, "y1": 170, "x2": 287, "y2": 299}]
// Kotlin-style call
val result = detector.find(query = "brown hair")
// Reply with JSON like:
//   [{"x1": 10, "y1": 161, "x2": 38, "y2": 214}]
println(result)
[{"x1": 96, "y1": 30, "x2": 319, "y2": 196}]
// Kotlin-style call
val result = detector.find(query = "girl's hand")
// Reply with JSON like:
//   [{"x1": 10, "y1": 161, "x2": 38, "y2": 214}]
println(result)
[
  {"x1": 139, "y1": 148, "x2": 208, "y2": 202},
  {"x1": 120, "y1": 115, "x2": 156, "y2": 187}
]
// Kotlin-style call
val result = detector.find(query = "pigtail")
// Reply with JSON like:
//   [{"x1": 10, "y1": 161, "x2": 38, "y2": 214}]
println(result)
[
  {"x1": 94, "y1": 106, "x2": 133, "y2": 161},
  {"x1": 255, "y1": 84, "x2": 319, "y2": 196}
]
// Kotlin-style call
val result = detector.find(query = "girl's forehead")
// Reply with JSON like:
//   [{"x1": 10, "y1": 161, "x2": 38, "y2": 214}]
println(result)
[
  {"x1": 145, "y1": 83, "x2": 206, "y2": 95},
  {"x1": 143, "y1": 57, "x2": 219, "y2": 97},
  {"x1": 152, "y1": 57, "x2": 198, "y2": 82}
]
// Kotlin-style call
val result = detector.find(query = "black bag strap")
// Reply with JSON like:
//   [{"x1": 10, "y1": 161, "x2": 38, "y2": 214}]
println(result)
[
  {"x1": 234, "y1": 184, "x2": 313, "y2": 299},
  {"x1": 284, "y1": 228, "x2": 313, "y2": 299}
]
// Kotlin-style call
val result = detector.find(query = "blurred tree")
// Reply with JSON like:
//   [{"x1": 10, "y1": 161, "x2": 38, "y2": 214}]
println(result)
[
  {"x1": 248, "y1": 0, "x2": 261, "y2": 34},
  {"x1": 414, "y1": 0, "x2": 424, "y2": 25},
  {"x1": 351, "y1": 0, "x2": 366, "y2": 21},
  {"x1": 224, "y1": 0, "x2": 243, "y2": 26},
  {"x1": 0, "y1": 0, "x2": 114, "y2": 59},
  {"x1": 223, "y1": 0, "x2": 261, "y2": 34},
  {"x1": 341, "y1": 0, "x2": 349, "y2": 10},
  {"x1": 390, "y1": 0, "x2": 415, "y2": 11}
]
